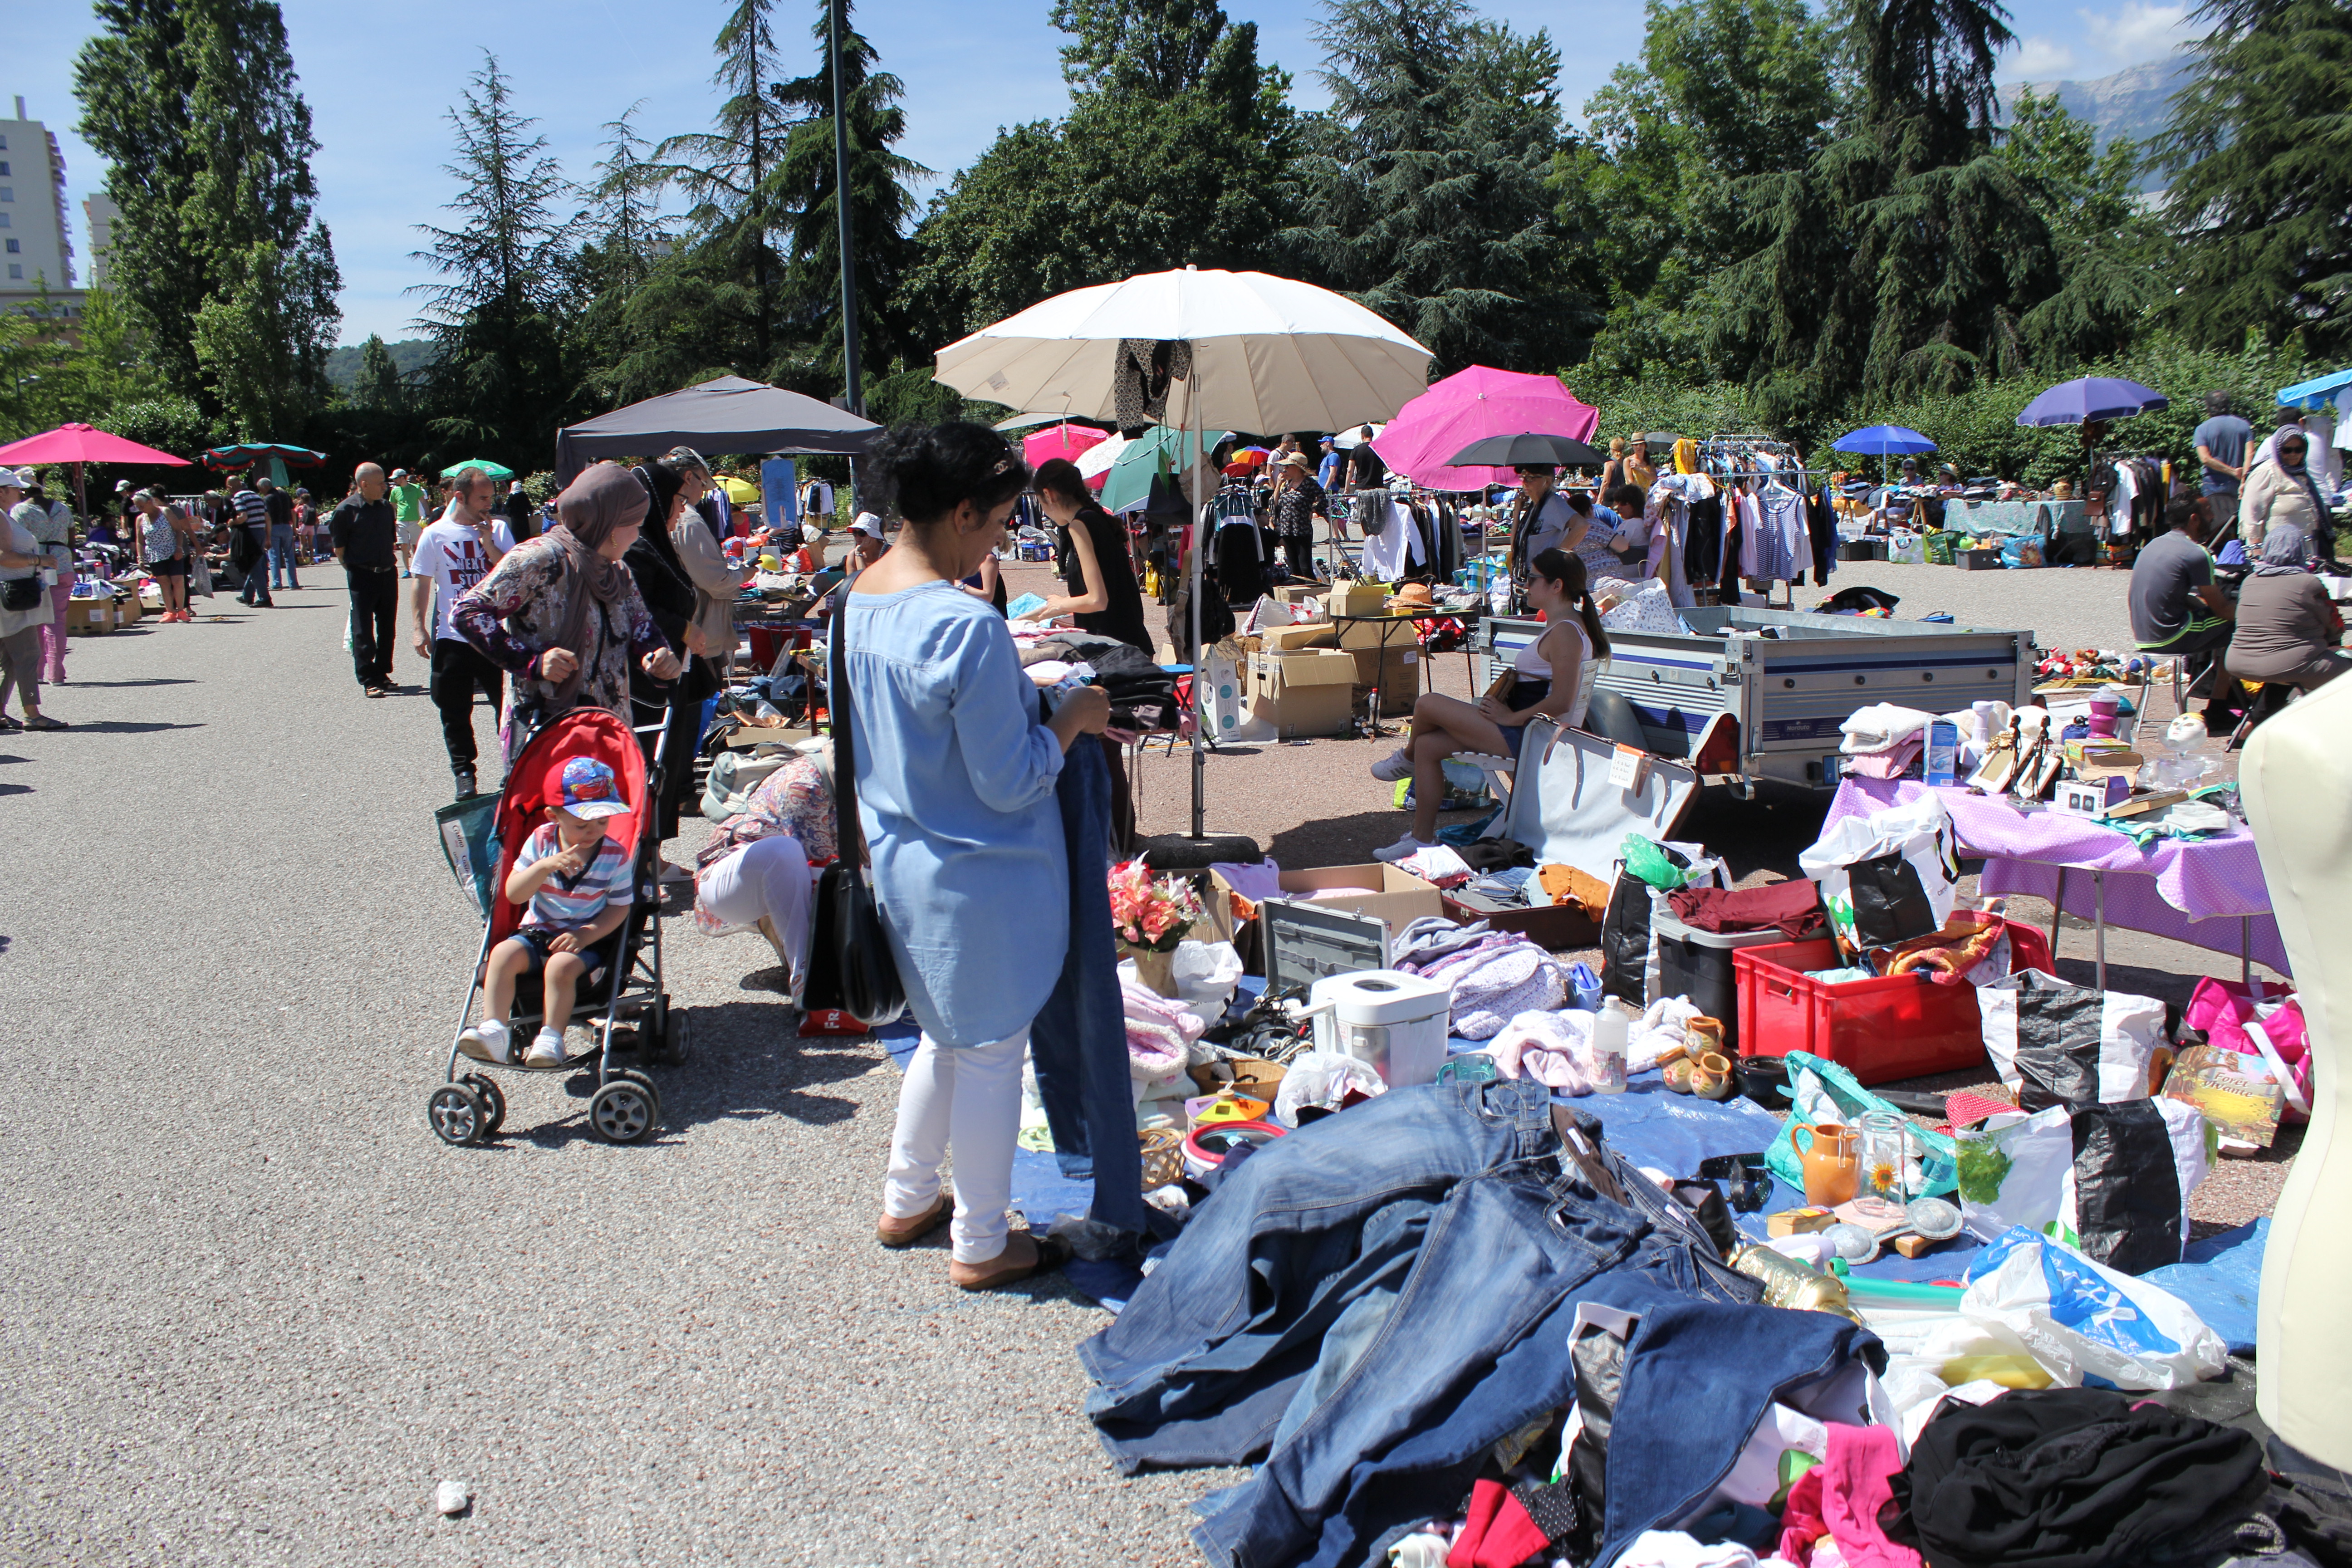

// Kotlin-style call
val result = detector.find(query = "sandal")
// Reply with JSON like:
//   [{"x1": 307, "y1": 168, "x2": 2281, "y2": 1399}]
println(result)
[
  {"x1": 875, "y1": 1189, "x2": 954, "y2": 1249},
  {"x1": 949, "y1": 1230, "x2": 1072, "y2": 1292},
  {"x1": 23, "y1": 715, "x2": 66, "y2": 730},
  {"x1": 0, "y1": 715, "x2": 18, "y2": 733}
]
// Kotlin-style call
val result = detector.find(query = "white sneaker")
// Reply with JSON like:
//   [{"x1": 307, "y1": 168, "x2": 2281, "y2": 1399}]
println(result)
[
  {"x1": 457, "y1": 1020, "x2": 511, "y2": 1063},
  {"x1": 1372, "y1": 833, "x2": 1438, "y2": 864},
  {"x1": 524, "y1": 1028, "x2": 567, "y2": 1067},
  {"x1": 1369, "y1": 747, "x2": 1414, "y2": 782},
  {"x1": 658, "y1": 860, "x2": 695, "y2": 887}
]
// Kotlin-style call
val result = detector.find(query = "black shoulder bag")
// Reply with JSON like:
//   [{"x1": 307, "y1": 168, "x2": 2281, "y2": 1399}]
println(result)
[{"x1": 799, "y1": 570, "x2": 908, "y2": 1024}]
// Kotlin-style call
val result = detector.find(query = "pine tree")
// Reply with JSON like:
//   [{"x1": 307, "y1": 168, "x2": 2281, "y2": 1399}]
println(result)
[
  {"x1": 2153, "y1": 0, "x2": 2352, "y2": 353},
  {"x1": 654, "y1": 0, "x2": 797, "y2": 373},
  {"x1": 586, "y1": 103, "x2": 665, "y2": 297},
  {"x1": 768, "y1": 0, "x2": 928, "y2": 389},
  {"x1": 356, "y1": 333, "x2": 405, "y2": 412},
  {"x1": 1284, "y1": 0, "x2": 1580, "y2": 375},
  {"x1": 410, "y1": 54, "x2": 576, "y2": 461},
  {"x1": 74, "y1": 0, "x2": 341, "y2": 425}
]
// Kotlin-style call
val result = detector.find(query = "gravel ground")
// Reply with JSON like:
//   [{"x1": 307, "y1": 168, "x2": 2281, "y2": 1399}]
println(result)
[
  {"x1": 1, "y1": 550, "x2": 2281, "y2": 1560},
  {"x1": 2, "y1": 582, "x2": 1223, "y2": 1564}
]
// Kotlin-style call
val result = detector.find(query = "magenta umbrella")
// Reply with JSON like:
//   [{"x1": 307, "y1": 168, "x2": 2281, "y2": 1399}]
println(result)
[
  {"x1": 1369, "y1": 366, "x2": 1601, "y2": 491},
  {"x1": 0, "y1": 421, "x2": 193, "y2": 525},
  {"x1": 1024, "y1": 421, "x2": 1109, "y2": 469}
]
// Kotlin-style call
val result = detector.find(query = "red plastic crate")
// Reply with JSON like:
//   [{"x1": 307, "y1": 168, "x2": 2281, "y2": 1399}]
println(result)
[{"x1": 1732, "y1": 918, "x2": 2055, "y2": 1085}]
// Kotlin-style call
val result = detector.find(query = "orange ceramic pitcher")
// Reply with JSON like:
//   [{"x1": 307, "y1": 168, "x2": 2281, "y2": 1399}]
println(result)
[{"x1": 1793, "y1": 1122, "x2": 1861, "y2": 1206}]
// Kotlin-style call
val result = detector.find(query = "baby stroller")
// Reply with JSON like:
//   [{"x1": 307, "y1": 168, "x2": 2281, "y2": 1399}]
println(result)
[{"x1": 426, "y1": 704, "x2": 686, "y2": 1147}]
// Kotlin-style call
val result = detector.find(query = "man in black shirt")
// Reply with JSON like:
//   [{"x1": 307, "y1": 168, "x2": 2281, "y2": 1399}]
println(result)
[
  {"x1": 1343, "y1": 423, "x2": 1387, "y2": 542},
  {"x1": 330, "y1": 462, "x2": 403, "y2": 697}
]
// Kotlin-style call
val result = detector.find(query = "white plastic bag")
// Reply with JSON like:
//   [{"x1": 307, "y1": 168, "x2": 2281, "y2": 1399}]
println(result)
[
  {"x1": 1887, "y1": 528, "x2": 1926, "y2": 564},
  {"x1": 1798, "y1": 794, "x2": 1960, "y2": 951},
  {"x1": 1272, "y1": 1050, "x2": 1386, "y2": 1126},
  {"x1": 1169, "y1": 939, "x2": 1244, "y2": 1013},
  {"x1": 1960, "y1": 1100, "x2": 2210, "y2": 1272},
  {"x1": 1979, "y1": 972, "x2": 2168, "y2": 1110},
  {"x1": 1959, "y1": 1226, "x2": 2226, "y2": 1390}
]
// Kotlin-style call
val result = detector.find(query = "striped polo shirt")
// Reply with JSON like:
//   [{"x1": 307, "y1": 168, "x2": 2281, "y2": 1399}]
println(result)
[{"x1": 516, "y1": 823, "x2": 633, "y2": 930}]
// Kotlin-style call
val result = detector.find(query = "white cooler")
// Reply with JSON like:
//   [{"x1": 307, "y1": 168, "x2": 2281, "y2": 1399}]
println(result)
[{"x1": 1305, "y1": 970, "x2": 1453, "y2": 1087}]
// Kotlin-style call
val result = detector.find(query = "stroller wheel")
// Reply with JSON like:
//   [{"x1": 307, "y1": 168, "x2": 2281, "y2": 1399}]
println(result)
[
  {"x1": 461, "y1": 1073, "x2": 506, "y2": 1136},
  {"x1": 588, "y1": 1077, "x2": 661, "y2": 1143},
  {"x1": 427, "y1": 1084, "x2": 489, "y2": 1146},
  {"x1": 659, "y1": 1009, "x2": 688, "y2": 1066}
]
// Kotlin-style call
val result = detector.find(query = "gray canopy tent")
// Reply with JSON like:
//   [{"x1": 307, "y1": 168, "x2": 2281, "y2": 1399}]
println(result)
[{"x1": 554, "y1": 375, "x2": 881, "y2": 484}]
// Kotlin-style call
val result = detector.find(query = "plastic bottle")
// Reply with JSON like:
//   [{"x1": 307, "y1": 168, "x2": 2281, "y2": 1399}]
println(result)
[{"x1": 1590, "y1": 999, "x2": 1629, "y2": 1094}]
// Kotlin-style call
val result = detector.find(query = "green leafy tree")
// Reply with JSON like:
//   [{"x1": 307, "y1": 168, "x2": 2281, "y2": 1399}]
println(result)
[
  {"x1": 411, "y1": 54, "x2": 578, "y2": 464},
  {"x1": 1283, "y1": 0, "x2": 1580, "y2": 375},
  {"x1": 2152, "y1": 0, "x2": 2352, "y2": 353},
  {"x1": 74, "y1": 0, "x2": 340, "y2": 423},
  {"x1": 768, "y1": 0, "x2": 929, "y2": 393},
  {"x1": 354, "y1": 333, "x2": 406, "y2": 412},
  {"x1": 903, "y1": 0, "x2": 1296, "y2": 347}
]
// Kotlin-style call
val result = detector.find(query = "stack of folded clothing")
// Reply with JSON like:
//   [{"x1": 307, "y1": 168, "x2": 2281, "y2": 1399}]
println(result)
[{"x1": 1838, "y1": 703, "x2": 1936, "y2": 780}]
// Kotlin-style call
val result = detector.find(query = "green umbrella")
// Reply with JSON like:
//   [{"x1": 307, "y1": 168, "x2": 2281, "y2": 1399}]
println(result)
[
  {"x1": 440, "y1": 457, "x2": 515, "y2": 480},
  {"x1": 1098, "y1": 426, "x2": 1230, "y2": 513}
]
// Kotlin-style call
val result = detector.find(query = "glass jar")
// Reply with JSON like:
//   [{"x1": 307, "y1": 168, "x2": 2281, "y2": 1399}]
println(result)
[{"x1": 1854, "y1": 1110, "x2": 1910, "y2": 1219}]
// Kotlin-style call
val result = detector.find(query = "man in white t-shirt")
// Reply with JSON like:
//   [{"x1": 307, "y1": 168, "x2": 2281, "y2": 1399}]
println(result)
[{"x1": 409, "y1": 466, "x2": 514, "y2": 799}]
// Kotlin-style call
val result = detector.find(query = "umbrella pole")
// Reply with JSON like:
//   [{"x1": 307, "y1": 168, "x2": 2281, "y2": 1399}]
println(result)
[
  {"x1": 71, "y1": 461, "x2": 88, "y2": 536},
  {"x1": 1190, "y1": 387, "x2": 1206, "y2": 839}
]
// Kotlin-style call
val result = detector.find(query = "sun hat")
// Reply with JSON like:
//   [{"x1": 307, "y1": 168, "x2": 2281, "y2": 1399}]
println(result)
[
  {"x1": 0, "y1": 468, "x2": 31, "y2": 490},
  {"x1": 556, "y1": 756, "x2": 629, "y2": 820},
  {"x1": 1280, "y1": 451, "x2": 1314, "y2": 471},
  {"x1": 850, "y1": 512, "x2": 886, "y2": 540},
  {"x1": 1389, "y1": 582, "x2": 1436, "y2": 612}
]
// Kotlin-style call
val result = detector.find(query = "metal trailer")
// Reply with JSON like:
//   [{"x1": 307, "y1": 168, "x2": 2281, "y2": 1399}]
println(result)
[{"x1": 1477, "y1": 608, "x2": 2038, "y2": 792}]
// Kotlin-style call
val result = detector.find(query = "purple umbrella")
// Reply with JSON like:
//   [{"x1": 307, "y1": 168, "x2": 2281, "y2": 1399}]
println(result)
[{"x1": 2016, "y1": 377, "x2": 2168, "y2": 427}]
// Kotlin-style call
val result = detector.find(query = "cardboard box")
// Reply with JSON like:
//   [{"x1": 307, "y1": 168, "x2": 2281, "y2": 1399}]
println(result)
[
  {"x1": 66, "y1": 597, "x2": 115, "y2": 635},
  {"x1": 1337, "y1": 613, "x2": 1416, "y2": 651},
  {"x1": 1264, "y1": 863, "x2": 1447, "y2": 931},
  {"x1": 1261, "y1": 622, "x2": 1338, "y2": 652},
  {"x1": 1333, "y1": 581, "x2": 1389, "y2": 616},
  {"x1": 1272, "y1": 585, "x2": 1325, "y2": 607},
  {"x1": 1348, "y1": 646, "x2": 1420, "y2": 715},
  {"x1": 1248, "y1": 649, "x2": 1357, "y2": 737}
]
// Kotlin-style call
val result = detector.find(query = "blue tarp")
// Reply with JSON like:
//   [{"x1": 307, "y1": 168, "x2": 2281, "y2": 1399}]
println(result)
[{"x1": 2141, "y1": 1217, "x2": 2267, "y2": 1354}]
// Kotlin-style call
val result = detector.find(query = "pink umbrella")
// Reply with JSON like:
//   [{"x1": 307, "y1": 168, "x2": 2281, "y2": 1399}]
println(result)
[
  {"x1": 1024, "y1": 421, "x2": 1109, "y2": 469},
  {"x1": 1369, "y1": 367, "x2": 1600, "y2": 491},
  {"x1": 0, "y1": 421, "x2": 193, "y2": 525}
]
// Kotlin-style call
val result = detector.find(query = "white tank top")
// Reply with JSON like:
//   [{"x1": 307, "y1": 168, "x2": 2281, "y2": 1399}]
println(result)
[{"x1": 1517, "y1": 619, "x2": 1601, "y2": 728}]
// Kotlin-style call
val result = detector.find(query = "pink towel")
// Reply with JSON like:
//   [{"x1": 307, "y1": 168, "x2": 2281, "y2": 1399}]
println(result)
[{"x1": 1820, "y1": 1424, "x2": 1921, "y2": 1568}]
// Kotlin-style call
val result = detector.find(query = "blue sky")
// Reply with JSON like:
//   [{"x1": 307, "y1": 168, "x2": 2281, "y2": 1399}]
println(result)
[{"x1": 11, "y1": 0, "x2": 2199, "y2": 347}]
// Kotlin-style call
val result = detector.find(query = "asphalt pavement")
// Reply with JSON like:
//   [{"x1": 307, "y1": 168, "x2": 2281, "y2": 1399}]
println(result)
[{"x1": 0, "y1": 582, "x2": 1217, "y2": 1564}]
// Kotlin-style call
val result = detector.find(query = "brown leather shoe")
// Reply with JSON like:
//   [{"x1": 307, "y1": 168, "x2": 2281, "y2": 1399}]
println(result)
[
  {"x1": 948, "y1": 1231, "x2": 1071, "y2": 1292},
  {"x1": 875, "y1": 1191, "x2": 952, "y2": 1248}
]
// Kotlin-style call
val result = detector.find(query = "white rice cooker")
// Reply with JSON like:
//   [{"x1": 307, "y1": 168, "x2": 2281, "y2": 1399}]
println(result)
[{"x1": 1301, "y1": 970, "x2": 1452, "y2": 1088}]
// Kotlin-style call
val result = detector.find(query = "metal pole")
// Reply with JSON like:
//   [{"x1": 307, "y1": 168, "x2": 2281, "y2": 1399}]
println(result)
[
  {"x1": 1189, "y1": 364, "x2": 1206, "y2": 839},
  {"x1": 2092, "y1": 869, "x2": 2107, "y2": 992},
  {"x1": 828, "y1": 0, "x2": 862, "y2": 420}
]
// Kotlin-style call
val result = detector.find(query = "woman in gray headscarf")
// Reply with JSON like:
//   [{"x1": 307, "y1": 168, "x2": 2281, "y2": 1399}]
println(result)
[
  {"x1": 452, "y1": 462, "x2": 682, "y2": 761},
  {"x1": 2239, "y1": 423, "x2": 2331, "y2": 554},
  {"x1": 2227, "y1": 520, "x2": 2350, "y2": 694}
]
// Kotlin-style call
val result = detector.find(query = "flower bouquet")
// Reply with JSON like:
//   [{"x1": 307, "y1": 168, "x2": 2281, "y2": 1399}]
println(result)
[{"x1": 1108, "y1": 859, "x2": 1206, "y2": 996}]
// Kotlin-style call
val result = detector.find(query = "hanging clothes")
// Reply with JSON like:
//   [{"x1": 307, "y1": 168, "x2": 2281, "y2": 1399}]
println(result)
[
  {"x1": 1359, "y1": 492, "x2": 1425, "y2": 580},
  {"x1": 1806, "y1": 488, "x2": 1839, "y2": 585},
  {"x1": 1683, "y1": 495, "x2": 1726, "y2": 584}
]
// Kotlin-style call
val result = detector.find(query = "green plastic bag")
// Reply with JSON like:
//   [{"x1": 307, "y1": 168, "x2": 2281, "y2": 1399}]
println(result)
[
  {"x1": 1619, "y1": 833, "x2": 1690, "y2": 890},
  {"x1": 1765, "y1": 1049, "x2": 1959, "y2": 1199},
  {"x1": 1923, "y1": 531, "x2": 1963, "y2": 566}
]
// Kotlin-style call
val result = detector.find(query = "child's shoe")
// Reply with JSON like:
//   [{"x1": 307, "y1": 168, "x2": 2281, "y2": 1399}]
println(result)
[
  {"x1": 457, "y1": 1019, "x2": 512, "y2": 1063},
  {"x1": 523, "y1": 1028, "x2": 567, "y2": 1068}
]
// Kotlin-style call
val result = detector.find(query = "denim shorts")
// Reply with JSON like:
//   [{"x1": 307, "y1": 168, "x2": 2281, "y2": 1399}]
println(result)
[{"x1": 510, "y1": 925, "x2": 621, "y2": 983}]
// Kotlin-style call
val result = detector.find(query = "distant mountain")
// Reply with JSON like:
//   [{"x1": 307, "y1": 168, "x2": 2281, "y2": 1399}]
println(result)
[
  {"x1": 2002, "y1": 56, "x2": 2192, "y2": 187},
  {"x1": 323, "y1": 338, "x2": 436, "y2": 393}
]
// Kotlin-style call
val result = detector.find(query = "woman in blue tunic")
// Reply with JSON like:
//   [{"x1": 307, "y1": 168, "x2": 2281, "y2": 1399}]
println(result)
[{"x1": 848, "y1": 423, "x2": 1112, "y2": 1290}]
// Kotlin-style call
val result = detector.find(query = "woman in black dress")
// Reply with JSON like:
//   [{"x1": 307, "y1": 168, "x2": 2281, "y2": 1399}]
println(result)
[
  {"x1": 627, "y1": 455, "x2": 720, "y2": 867},
  {"x1": 1022, "y1": 458, "x2": 1152, "y2": 654}
]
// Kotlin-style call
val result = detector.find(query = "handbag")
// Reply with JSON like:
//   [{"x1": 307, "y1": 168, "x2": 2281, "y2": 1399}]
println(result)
[
  {"x1": 799, "y1": 569, "x2": 908, "y2": 1024},
  {"x1": 0, "y1": 575, "x2": 39, "y2": 612}
]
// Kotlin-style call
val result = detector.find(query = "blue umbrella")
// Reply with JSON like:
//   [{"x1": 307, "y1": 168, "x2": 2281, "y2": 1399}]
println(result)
[
  {"x1": 1831, "y1": 425, "x2": 1937, "y2": 455},
  {"x1": 2277, "y1": 367, "x2": 2352, "y2": 411},
  {"x1": 2016, "y1": 377, "x2": 2168, "y2": 427}
]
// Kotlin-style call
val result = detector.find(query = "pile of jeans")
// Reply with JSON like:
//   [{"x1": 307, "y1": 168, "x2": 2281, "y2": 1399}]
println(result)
[{"x1": 1078, "y1": 1078, "x2": 1886, "y2": 1568}]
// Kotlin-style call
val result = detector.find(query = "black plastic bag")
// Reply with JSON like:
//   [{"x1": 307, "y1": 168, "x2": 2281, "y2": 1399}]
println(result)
[{"x1": 1845, "y1": 848, "x2": 1940, "y2": 948}]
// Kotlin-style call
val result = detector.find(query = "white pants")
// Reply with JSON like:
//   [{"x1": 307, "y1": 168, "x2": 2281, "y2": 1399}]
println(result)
[
  {"x1": 695, "y1": 836, "x2": 813, "y2": 985},
  {"x1": 882, "y1": 1028, "x2": 1028, "y2": 1264}
]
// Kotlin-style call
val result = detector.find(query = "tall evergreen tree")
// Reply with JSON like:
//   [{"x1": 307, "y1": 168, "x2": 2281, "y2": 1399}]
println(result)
[
  {"x1": 1284, "y1": 0, "x2": 1580, "y2": 375},
  {"x1": 904, "y1": 0, "x2": 1294, "y2": 346},
  {"x1": 654, "y1": 0, "x2": 797, "y2": 373},
  {"x1": 2153, "y1": 0, "x2": 2352, "y2": 353},
  {"x1": 411, "y1": 54, "x2": 576, "y2": 461},
  {"x1": 769, "y1": 0, "x2": 928, "y2": 389},
  {"x1": 355, "y1": 333, "x2": 405, "y2": 412},
  {"x1": 74, "y1": 0, "x2": 340, "y2": 425}
]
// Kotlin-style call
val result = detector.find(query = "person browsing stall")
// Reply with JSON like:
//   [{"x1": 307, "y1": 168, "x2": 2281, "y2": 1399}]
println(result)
[
  {"x1": 1509, "y1": 464, "x2": 1578, "y2": 574},
  {"x1": 411, "y1": 466, "x2": 514, "y2": 799},
  {"x1": 458, "y1": 756, "x2": 638, "y2": 1068},
  {"x1": 134, "y1": 489, "x2": 196, "y2": 623},
  {"x1": 2229, "y1": 522, "x2": 2350, "y2": 695},
  {"x1": 2241, "y1": 424, "x2": 2332, "y2": 557},
  {"x1": 1369, "y1": 549, "x2": 1609, "y2": 862},
  {"x1": 848, "y1": 423, "x2": 1112, "y2": 1292},
  {"x1": 2131, "y1": 496, "x2": 2237, "y2": 726},
  {"x1": 451, "y1": 463, "x2": 682, "y2": 762},
  {"x1": 1020, "y1": 458, "x2": 1153, "y2": 654}
]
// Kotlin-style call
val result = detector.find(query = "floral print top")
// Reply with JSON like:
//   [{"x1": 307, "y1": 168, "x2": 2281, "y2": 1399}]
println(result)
[
  {"x1": 451, "y1": 535, "x2": 666, "y2": 726},
  {"x1": 691, "y1": 756, "x2": 839, "y2": 935}
]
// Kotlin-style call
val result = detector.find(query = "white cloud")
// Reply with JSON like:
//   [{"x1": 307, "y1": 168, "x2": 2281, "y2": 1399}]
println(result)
[
  {"x1": 2079, "y1": 0, "x2": 2197, "y2": 67},
  {"x1": 2004, "y1": 37, "x2": 2079, "y2": 80}
]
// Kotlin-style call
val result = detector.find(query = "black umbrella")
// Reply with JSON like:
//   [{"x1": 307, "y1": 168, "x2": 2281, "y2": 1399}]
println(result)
[{"x1": 1444, "y1": 432, "x2": 1607, "y2": 469}]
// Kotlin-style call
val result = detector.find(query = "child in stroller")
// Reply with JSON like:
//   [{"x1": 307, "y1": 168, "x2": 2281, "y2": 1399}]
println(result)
[{"x1": 459, "y1": 756, "x2": 636, "y2": 1066}]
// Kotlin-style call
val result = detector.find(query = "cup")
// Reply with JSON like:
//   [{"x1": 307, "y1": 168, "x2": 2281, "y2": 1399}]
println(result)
[
  {"x1": 1692, "y1": 1051, "x2": 1735, "y2": 1101},
  {"x1": 1854, "y1": 1110, "x2": 1910, "y2": 1219},
  {"x1": 1794, "y1": 1122, "x2": 1860, "y2": 1206}
]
